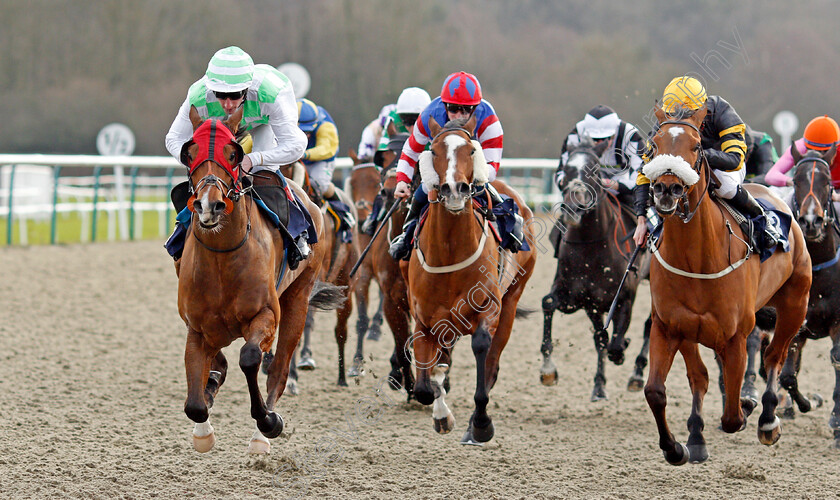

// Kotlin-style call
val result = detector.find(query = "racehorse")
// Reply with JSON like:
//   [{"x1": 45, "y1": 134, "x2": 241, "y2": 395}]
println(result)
[
  {"x1": 177, "y1": 106, "x2": 341, "y2": 454},
  {"x1": 354, "y1": 134, "x2": 416, "y2": 396},
  {"x1": 774, "y1": 146, "x2": 840, "y2": 446},
  {"x1": 541, "y1": 137, "x2": 652, "y2": 401},
  {"x1": 405, "y1": 116, "x2": 536, "y2": 443},
  {"x1": 271, "y1": 161, "x2": 358, "y2": 389},
  {"x1": 643, "y1": 106, "x2": 811, "y2": 465}
]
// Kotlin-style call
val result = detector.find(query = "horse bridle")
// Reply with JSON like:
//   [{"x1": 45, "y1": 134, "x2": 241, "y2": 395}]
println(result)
[
  {"x1": 654, "y1": 119, "x2": 711, "y2": 223},
  {"x1": 188, "y1": 165, "x2": 254, "y2": 253},
  {"x1": 791, "y1": 156, "x2": 835, "y2": 229},
  {"x1": 559, "y1": 149, "x2": 603, "y2": 215},
  {"x1": 426, "y1": 127, "x2": 480, "y2": 205}
]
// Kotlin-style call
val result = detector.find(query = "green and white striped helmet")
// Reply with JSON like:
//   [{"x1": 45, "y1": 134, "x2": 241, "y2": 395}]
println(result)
[{"x1": 204, "y1": 46, "x2": 255, "y2": 92}]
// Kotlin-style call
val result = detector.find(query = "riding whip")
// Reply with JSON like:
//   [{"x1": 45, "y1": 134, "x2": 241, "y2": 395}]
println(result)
[
  {"x1": 349, "y1": 199, "x2": 403, "y2": 278},
  {"x1": 600, "y1": 244, "x2": 642, "y2": 336}
]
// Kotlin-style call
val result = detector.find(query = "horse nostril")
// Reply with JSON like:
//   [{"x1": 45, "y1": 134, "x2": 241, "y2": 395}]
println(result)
[
  {"x1": 457, "y1": 182, "x2": 470, "y2": 196},
  {"x1": 440, "y1": 184, "x2": 452, "y2": 196},
  {"x1": 193, "y1": 200, "x2": 203, "y2": 212},
  {"x1": 815, "y1": 217, "x2": 824, "y2": 227},
  {"x1": 212, "y1": 201, "x2": 227, "y2": 213},
  {"x1": 671, "y1": 185, "x2": 684, "y2": 197},
  {"x1": 653, "y1": 183, "x2": 664, "y2": 196}
]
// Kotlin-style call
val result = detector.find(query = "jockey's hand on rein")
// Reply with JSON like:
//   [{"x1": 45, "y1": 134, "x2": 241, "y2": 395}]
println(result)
[{"x1": 394, "y1": 181, "x2": 411, "y2": 199}]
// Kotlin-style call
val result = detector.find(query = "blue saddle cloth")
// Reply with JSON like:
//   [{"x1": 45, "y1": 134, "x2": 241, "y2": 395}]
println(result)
[
  {"x1": 326, "y1": 200, "x2": 354, "y2": 243},
  {"x1": 473, "y1": 189, "x2": 531, "y2": 252}
]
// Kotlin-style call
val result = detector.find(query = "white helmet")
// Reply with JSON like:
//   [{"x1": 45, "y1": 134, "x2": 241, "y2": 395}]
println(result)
[
  {"x1": 578, "y1": 105, "x2": 620, "y2": 139},
  {"x1": 396, "y1": 87, "x2": 432, "y2": 115},
  {"x1": 204, "y1": 46, "x2": 254, "y2": 92}
]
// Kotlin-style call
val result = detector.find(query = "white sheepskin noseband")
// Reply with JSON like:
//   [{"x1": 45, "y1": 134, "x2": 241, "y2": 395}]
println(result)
[
  {"x1": 418, "y1": 151, "x2": 438, "y2": 191},
  {"x1": 642, "y1": 154, "x2": 700, "y2": 185},
  {"x1": 471, "y1": 140, "x2": 489, "y2": 185}
]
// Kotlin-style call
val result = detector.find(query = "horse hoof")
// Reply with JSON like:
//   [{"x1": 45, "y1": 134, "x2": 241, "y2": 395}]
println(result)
[
  {"x1": 607, "y1": 351, "x2": 626, "y2": 366},
  {"x1": 192, "y1": 421, "x2": 216, "y2": 453},
  {"x1": 460, "y1": 427, "x2": 483, "y2": 446},
  {"x1": 627, "y1": 375, "x2": 644, "y2": 392},
  {"x1": 758, "y1": 416, "x2": 781, "y2": 446},
  {"x1": 810, "y1": 393, "x2": 825, "y2": 410},
  {"x1": 259, "y1": 411, "x2": 285, "y2": 439},
  {"x1": 297, "y1": 356, "x2": 316, "y2": 370},
  {"x1": 663, "y1": 442, "x2": 689, "y2": 466},
  {"x1": 337, "y1": 378, "x2": 348, "y2": 387},
  {"x1": 471, "y1": 420, "x2": 495, "y2": 443},
  {"x1": 347, "y1": 364, "x2": 365, "y2": 378},
  {"x1": 434, "y1": 413, "x2": 456, "y2": 434},
  {"x1": 366, "y1": 325, "x2": 382, "y2": 341},
  {"x1": 590, "y1": 386, "x2": 608, "y2": 402},
  {"x1": 740, "y1": 396, "x2": 758, "y2": 418},
  {"x1": 285, "y1": 379, "x2": 299, "y2": 396},
  {"x1": 261, "y1": 350, "x2": 274, "y2": 376},
  {"x1": 540, "y1": 369, "x2": 558, "y2": 386},
  {"x1": 248, "y1": 432, "x2": 271, "y2": 455},
  {"x1": 687, "y1": 444, "x2": 709, "y2": 464},
  {"x1": 829, "y1": 413, "x2": 840, "y2": 431}
]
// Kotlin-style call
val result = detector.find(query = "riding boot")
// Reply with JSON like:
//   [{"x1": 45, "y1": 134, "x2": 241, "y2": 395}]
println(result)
[
  {"x1": 389, "y1": 194, "x2": 425, "y2": 261},
  {"x1": 728, "y1": 185, "x2": 779, "y2": 250},
  {"x1": 361, "y1": 193, "x2": 385, "y2": 235}
]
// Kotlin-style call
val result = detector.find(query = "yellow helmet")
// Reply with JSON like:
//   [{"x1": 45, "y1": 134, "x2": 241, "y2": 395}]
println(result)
[{"x1": 661, "y1": 76, "x2": 707, "y2": 114}]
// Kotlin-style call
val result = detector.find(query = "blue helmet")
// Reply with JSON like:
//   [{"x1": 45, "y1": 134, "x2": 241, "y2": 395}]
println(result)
[{"x1": 297, "y1": 98, "x2": 320, "y2": 132}]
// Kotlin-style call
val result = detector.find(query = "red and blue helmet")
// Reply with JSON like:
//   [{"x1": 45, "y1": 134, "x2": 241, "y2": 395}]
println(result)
[{"x1": 440, "y1": 71, "x2": 482, "y2": 106}]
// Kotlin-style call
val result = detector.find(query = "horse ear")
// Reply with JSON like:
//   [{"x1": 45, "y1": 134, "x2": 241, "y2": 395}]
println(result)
[
  {"x1": 593, "y1": 138, "x2": 610, "y2": 157},
  {"x1": 791, "y1": 143, "x2": 802, "y2": 164},
  {"x1": 691, "y1": 106, "x2": 708, "y2": 126},
  {"x1": 224, "y1": 106, "x2": 244, "y2": 135},
  {"x1": 654, "y1": 106, "x2": 667, "y2": 124},
  {"x1": 428, "y1": 116, "x2": 442, "y2": 138},
  {"x1": 348, "y1": 148, "x2": 360, "y2": 165},
  {"x1": 464, "y1": 113, "x2": 478, "y2": 136},
  {"x1": 189, "y1": 105, "x2": 203, "y2": 131},
  {"x1": 823, "y1": 145, "x2": 836, "y2": 164}
]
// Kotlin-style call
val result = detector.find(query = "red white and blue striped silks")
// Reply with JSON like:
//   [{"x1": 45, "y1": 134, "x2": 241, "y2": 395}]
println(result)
[{"x1": 395, "y1": 96, "x2": 503, "y2": 184}]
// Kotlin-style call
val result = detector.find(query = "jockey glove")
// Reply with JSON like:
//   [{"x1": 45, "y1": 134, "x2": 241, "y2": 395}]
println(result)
[{"x1": 633, "y1": 183, "x2": 651, "y2": 217}]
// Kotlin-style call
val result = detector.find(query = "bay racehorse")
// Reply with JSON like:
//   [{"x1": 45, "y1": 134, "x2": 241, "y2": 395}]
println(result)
[
  {"x1": 643, "y1": 106, "x2": 811, "y2": 465},
  {"x1": 773, "y1": 146, "x2": 840, "y2": 445},
  {"x1": 177, "y1": 106, "x2": 342, "y2": 454},
  {"x1": 541, "y1": 137, "x2": 652, "y2": 400},
  {"x1": 268, "y1": 162, "x2": 358, "y2": 390},
  {"x1": 404, "y1": 116, "x2": 536, "y2": 444}
]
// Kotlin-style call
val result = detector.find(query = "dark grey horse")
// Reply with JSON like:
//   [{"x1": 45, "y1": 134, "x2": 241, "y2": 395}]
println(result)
[{"x1": 541, "y1": 137, "x2": 652, "y2": 401}]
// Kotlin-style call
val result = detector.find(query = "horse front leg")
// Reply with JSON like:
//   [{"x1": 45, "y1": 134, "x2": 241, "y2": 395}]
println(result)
[
  {"x1": 829, "y1": 332, "x2": 840, "y2": 448},
  {"x1": 586, "y1": 309, "x2": 608, "y2": 402},
  {"x1": 334, "y1": 282, "x2": 353, "y2": 387},
  {"x1": 384, "y1": 293, "x2": 414, "y2": 398},
  {"x1": 628, "y1": 315, "x2": 651, "y2": 392},
  {"x1": 780, "y1": 332, "x2": 822, "y2": 415},
  {"x1": 680, "y1": 341, "x2": 710, "y2": 463},
  {"x1": 204, "y1": 351, "x2": 228, "y2": 410},
  {"x1": 644, "y1": 316, "x2": 688, "y2": 465},
  {"x1": 740, "y1": 327, "x2": 762, "y2": 416},
  {"x1": 539, "y1": 292, "x2": 559, "y2": 386},
  {"x1": 462, "y1": 325, "x2": 493, "y2": 445},
  {"x1": 241, "y1": 310, "x2": 284, "y2": 453},
  {"x1": 718, "y1": 333, "x2": 748, "y2": 434},
  {"x1": 606, "y1": 298, "x2": 632, "y2": 365},
  {"x1": 368, "y1": 288, "x2": 385, "y2": 341},
  {"x1": 184, "y1": 328, "x2": 216, "y2": 453},
  {"x1": 297, "y1": 307, "x2": 316, "y2": 370},
  {"x1": 350, "y1": 270, "x2": 371, "y2": 377},
  {"x1": 411, "y1": 326, "x2": 453, "y2": 434}
]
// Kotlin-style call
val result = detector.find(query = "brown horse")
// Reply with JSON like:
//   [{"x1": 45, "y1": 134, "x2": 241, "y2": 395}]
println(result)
[
  {"x1": 269, "y1": 162, "x2": 358, "y2": 389},
  {"x1": 643, "y1": 106, "x2": 811, "y2": 465},
  {"x1": 404, "y1": 116, "x2": 536, "y2": 443},
  {"x1": 177, "y1": 106, "x2": 341, "y2": 454},
  {"x1": 353, "y1": 135, "x2": 415, "y2": 394}
]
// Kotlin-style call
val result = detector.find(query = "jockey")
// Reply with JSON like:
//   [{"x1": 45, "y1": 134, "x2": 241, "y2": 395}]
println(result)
[
  {"x1": 743, "y1": 124, "x2": 779, "y2": 183},
  {"x1": 765, "y1": 115, "x2": 840, "y2": 194},
  {"x1": 297, "y1": 98, "x2": 355, "y2": 230},
  {"x1": 164, "y1": 46, "x2": 312, "y2": 268},
  {"x1": 356, "y1": 103, "x2": 396, "y2": 164},
  {"x1": 557, "y1": 104, "x2": 644, "y2": 206},
  {"x1": 361, "y1": 86, "x2": 432, "y2": 235},
  {"x1": 389, "y1": 71, "x2": 523, "y2": 260},
  {"x1": 633, "y1": 76, "x2": 780, "y2": 251}
]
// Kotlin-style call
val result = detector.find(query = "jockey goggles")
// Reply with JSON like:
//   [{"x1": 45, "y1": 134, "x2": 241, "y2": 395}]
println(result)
[
  {"x1": 213, "y1": 90, "x2": 247, "y2": 101},
  {"x1": 445, "y1": 103, "x2": 476, "y2": 115}
]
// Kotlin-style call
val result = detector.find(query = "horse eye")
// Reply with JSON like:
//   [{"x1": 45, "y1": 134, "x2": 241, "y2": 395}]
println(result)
[{"x1": 470, "y1": 149, "x2": 475, "y2": 156}]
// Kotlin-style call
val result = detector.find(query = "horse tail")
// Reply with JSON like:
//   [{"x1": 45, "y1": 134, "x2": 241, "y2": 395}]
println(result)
[
  {"x1": 308, "y1": 281, "x2": 347, "y2": 311},
  {"x1": 515, "y1": 305, "x2": 536, "y2": 319}
]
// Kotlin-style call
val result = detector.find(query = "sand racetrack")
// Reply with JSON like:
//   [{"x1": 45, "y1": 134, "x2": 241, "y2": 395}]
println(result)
[{"x1": 1, "y1": 240, "x2": 838, "y2": 499}]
